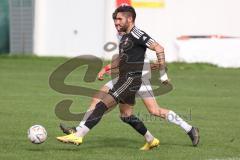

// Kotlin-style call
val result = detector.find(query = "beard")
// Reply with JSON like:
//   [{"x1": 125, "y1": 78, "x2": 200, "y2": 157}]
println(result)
[
  {"x1": 116, "y1": 21, "x2": 129, "y2": 32},
  {"x1": 118, "y1": 25, "x2": 128, "y2": 32}
]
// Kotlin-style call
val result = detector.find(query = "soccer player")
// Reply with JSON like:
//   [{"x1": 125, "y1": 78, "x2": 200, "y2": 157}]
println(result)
[
  {"x1": 60, "y1": 61, "x2": 199, "y2": 148},
  {"x1": 58, "y1": 8, "x2": 160, "y2": 151},
  {"x1": 57, "y1": 5, "x2": 199, "y2": 149}
]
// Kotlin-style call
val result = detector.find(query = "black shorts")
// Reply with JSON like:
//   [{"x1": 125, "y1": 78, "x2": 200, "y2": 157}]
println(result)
[{"x1": 108, "y1": 76, "x2": 142, "y2": 105}]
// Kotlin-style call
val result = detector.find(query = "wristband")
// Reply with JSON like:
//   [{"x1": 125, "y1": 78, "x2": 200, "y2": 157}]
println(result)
[
  {"x1": 159, "y1": 69, "x2": 168, "y2": 82},
  {"x1": 104, "y1": 65, "x2": 111, "y2": 72}
]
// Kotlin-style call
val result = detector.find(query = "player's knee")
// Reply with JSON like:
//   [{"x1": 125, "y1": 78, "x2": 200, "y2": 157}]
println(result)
[
  {"x1": 148, "y1": 108, "x2": 159, "y2": 116},
  {"x1": 120, "y1": 111, "x2": 132, "y2": 117},
  {"x1": 119, "y1": 108, "x2": 133, "y2": 117},
  {"x1": 90, "y1": 98, "x2": 100, "y2": 108}
]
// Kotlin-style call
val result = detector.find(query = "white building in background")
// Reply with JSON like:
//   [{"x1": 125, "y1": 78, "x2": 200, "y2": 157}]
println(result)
[
  {"x1": 9, "y1": 0, "x2": 240, "y2": 67},
  {"x1": 9, "y1": 0, "x2": 34, "y2": 54},
  {"x1": 10, "y1": 0, "x2": 105, "y2": 57}
]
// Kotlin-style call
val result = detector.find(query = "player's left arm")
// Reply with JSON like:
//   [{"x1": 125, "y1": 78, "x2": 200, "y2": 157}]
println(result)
[
  {"x1": 148, "y1": 41, "x2": 169, "y2": 83},
  {"x1": 148, "y1": 42, "x2": 165, "y2": 69},
  {"x1": 136, "y1": 30, "x2": 169, "y2": 83},
  {"x1": 97, "y1": 55, "x2": 120, "y2": 81}
]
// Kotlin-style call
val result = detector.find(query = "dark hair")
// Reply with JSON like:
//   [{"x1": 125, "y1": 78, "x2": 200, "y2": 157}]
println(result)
[
  {"x1": 112, "y1": 11, "x2": 117, "y2": 20},
  {"x1": 113, "y1": 5, "x2": 136, "y2": 22}
]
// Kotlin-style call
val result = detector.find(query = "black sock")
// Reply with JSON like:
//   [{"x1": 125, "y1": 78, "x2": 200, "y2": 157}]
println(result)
[
  {"x1": 85, "y1": 101, "x2": 108, "y2": 129},
  {"x1": 121, "y1": 115, "x2": 147, "y2": 136}
]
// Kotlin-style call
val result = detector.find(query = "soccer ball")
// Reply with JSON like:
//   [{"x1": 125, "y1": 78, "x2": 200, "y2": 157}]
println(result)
[{"x1": 27, "y1": 125, "x2": 47, "y2": 144}]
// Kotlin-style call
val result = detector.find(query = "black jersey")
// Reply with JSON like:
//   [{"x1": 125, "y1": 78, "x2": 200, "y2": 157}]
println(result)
[{"x1": 118, "y1": 26, "x2": 155, "y2": 78}]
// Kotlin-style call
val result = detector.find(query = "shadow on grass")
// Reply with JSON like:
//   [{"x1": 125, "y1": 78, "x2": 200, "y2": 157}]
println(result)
[
  {"x1": 56, "y1": 137, "x2": 140, "y2": 151},
  {"x1": 25, "y1": 137, "x2": 198, "y2": 153},
  {"x1": 24, "y1": 137, "x2": 139, "y2": 152},
  {"x1": 161, "y1": 141, "x2": 199, "y2": 148},
  {"x1": 26, "y1": 148, "x2": 47, "y2": 152}
]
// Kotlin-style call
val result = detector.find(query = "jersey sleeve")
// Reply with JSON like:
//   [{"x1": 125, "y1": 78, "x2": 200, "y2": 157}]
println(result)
[{"x1": 131, "y1": 27, "x2": 155, "y2": 48}]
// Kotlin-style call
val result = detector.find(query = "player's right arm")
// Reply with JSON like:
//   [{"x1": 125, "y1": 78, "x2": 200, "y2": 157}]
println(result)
[
  {"x1": 98, "y1": 64, "x2": 111, "y2": 80},
  {"x1": 97, "y1": 55, "x2": 120, "y2": 80}
]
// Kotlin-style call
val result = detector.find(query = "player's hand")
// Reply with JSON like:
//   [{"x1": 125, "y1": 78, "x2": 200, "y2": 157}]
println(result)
[
  {"x1": 98, "y1": 70, "x2": 105, "y2": 81},
  {"x1": 150, "y1": 62, "x2": 159, "y2": 70},
  {"x1": 98, "y1": 65, "x2": 111, "y2": 81}
]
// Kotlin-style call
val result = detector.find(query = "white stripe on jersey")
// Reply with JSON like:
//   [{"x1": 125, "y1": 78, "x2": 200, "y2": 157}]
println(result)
[
  {"x1": 131, "y1": 26, "x2": 144, "y2": 39},
  {"x1": 131, "y1": 31, "x2": 140, "y2": 39},
  {"x1": 133, "y1": 27, "x2": 143, "y2": 37},
  {"x1": 134, "y1": 27, "x2": 144, "y2": 35},
  {"x1": 146, "y1": 38, "x2": 155, "y2": 47},
  {"x1": 132, "y1": 28, "x2": 140, "y2": 37},
  {"x1": 105, "y1": 77, "x2": 154, "y2": 99},
  {"x1": 112, "y1": 77, "x2": 133, "y2": 98}
]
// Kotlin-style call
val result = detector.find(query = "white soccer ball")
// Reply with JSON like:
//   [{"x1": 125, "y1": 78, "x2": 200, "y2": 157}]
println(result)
[{"x1": 27, "y1": 125, "x2": 47, "y2": 144}]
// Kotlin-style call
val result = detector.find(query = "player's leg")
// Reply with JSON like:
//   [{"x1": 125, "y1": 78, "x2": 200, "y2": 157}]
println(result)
[
  {"x1": 57, "y1": 78, "x2": 136, "y2": 145},
  {"x1": 75, "y1": 77, "x2": 148, "y2": 141},
  {"x1": 141, "y1": 97, "x2": 191, "y2": 130},
  {"x1": 142, "y1": 97, "x2": 199, "y2": 146},
  {"x1": 60, "y1": 81, "x2": 157, "y2": 148},
  {"x1": 60, "y1": 80, "x2": 158, "y2": 150},
  {"x1": 59, "y1": 85, "x2": 111, "y2": 134},
  {"x1": 59, "y1": 88, "x2": 158, "y2": 149},
  {"x1": 119, "y1": 104, "x2": 152, "y2": 142},
  {"x1": 76, "y1": 85, "x2": 111, "y2": 128},
  {"x1": 73, "y1": 76, "x2": 144, "y2": 138},
  {"x1": 57, "y1": 93, "x2": 117, "y2": 145},
  {"x1": 119, "y1": 103, "x2": 159, "y2": 150},
  {"x1": 138, "y1": 79, "x2": 200, "y2": 146},
  {"x1": 60, "y1": 77, "x2": 122, "y2": 134}
]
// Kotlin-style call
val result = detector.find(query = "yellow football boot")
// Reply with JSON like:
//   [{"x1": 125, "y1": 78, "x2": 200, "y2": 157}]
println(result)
[
  {"x1": 56, "y1": 133, "x2": 83, "y2": 146},
  {"x1": 140, "y1": 138, "x2": 160, "y2": 151}
]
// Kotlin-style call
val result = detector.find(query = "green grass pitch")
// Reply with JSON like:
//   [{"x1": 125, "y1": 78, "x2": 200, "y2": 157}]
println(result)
[{"x1": 0, "y1": 56, "x2": 240, "y2": 160}]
